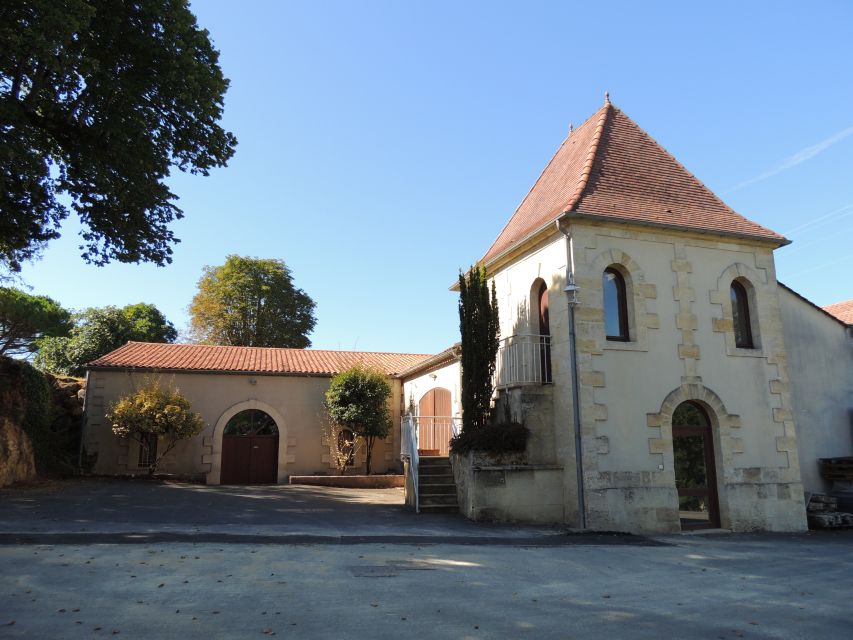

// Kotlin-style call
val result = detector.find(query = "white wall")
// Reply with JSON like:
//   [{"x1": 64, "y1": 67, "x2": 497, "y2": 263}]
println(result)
[{"x1": 779, "y1": 287, "x2": 853, "y2": 493}]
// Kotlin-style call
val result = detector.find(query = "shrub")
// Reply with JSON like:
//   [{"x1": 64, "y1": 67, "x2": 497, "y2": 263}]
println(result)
[
  {"x1": 325, "y1": 364, "x2": 392, "y2": 475},
  {"x1": 107, "y1": 378, "x2": 205, "y2": 475},
  {"x1": 449, "y1": 422, "x2": 529, "y2": 455}
]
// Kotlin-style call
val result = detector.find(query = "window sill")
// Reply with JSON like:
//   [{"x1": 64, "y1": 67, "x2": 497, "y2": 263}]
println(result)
[
  {"x1": 728, "y1": 346, "x2": 765, "y2": 358},
  {"x1": 603, "y1": 339, "x2": 649, "y2": 353}
]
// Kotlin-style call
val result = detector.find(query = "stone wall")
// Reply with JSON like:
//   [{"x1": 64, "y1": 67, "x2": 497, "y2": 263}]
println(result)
[
  {"x1": 0, "y1": 417, "x2": 36, "y2": 487},
  {"x1": 451, "y1": 452, "x2": 565, "y2": 524},
  {"x1": 484, "y1": 220, "x2": 809, "y2": 533}
]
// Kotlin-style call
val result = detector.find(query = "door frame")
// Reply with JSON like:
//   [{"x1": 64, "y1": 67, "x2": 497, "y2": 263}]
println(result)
[
  {"x1": 673, "y1": 419, "x2": 721, "y2": 530},
  {"x1": 208, "y1": 399, "x2": 288, "y2": 485}
]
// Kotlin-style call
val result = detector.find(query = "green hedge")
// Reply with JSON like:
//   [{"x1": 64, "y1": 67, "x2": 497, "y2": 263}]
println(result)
[
  {"x1": 0, "y1": 357, "x2": 75, "y2": 474},
  {"x1": 449, "y1": 422, "x2": 529, "y2": 455}
]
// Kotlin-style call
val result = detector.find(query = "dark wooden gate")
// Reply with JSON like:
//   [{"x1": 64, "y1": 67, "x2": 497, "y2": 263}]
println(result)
[
  {"x1": 673, "y1": 402, "x2": 720, "y2": 529},
  {"x1": 221, "y1": 434, "x2": 279, "y2": 484}
]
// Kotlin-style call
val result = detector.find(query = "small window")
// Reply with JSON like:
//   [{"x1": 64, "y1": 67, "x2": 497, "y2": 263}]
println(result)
[
  {"x1": 603, "y1": 267, "x2": 629, "y2": 341},
  {"x1": 730, "y1": 281, "x2": 754, "y2": 348},
  {"x1": 137, "y1": 433, "x2": 158, "y2": 468}
]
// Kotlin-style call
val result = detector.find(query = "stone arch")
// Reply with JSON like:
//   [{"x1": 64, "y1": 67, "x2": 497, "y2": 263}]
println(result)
[
  {"x1": 587, "y1": 248, "x2": 658, "y2": 350},
  {"x1": 647, "y1": 382, "x2": 743, "y2": 529},
  {"x1": 710, "y1": 262, "x2": 766, "y2": 354},
  {"x1": 207, "y1": 399, "x2": 288, "y2": 485}
]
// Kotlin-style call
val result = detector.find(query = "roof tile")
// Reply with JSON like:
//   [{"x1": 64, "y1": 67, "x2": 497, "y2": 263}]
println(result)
[
  {"x1": 823, "y1": 300, "x2": 853, "y2": 325},
  {"x1": 89, "y1": 342, "x2": 432, "y2": 377},
  {"x1": 483, "y1": 102, "x2": 786, "y2": 263}
]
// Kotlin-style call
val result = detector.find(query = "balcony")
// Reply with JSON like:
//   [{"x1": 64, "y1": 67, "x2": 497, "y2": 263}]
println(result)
[{"x1": 496, "y1": 334, "x2": 552, "y2": 389}]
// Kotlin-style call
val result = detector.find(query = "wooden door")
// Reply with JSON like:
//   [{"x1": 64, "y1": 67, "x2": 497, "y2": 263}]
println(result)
[
  {"x1": 673, "y1": 402, "x2": 720, "y2": 529},
  {"x1": 418, "y1": 387, "x2": 452, "y2": 456},
  {"x1": 221, "y1": 436, "x2": 252, "y2": 484},
  {"x1": 221, "y1": 434, "x2": 279, "y2": 484}
]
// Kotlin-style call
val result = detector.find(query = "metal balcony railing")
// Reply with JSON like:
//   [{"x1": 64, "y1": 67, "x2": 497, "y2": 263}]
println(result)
[{"x1": 496, "y1": 333, "x2": 552, "y2": 388}]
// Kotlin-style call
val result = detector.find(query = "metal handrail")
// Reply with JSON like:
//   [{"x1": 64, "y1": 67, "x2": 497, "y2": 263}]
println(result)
[
  {"x1": 401, "y1": 413, "x2": 419, "y2": 513},
  {"x1": 496, "y1": 333, "x2": 552, "y2": 388}
]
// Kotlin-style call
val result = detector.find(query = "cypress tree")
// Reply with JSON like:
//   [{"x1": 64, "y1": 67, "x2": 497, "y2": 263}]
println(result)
[{"x1": 458, "y1": 264, "x2": 499, "y2": 433}]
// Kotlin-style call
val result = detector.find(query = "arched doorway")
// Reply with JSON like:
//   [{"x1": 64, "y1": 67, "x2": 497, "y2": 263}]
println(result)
[
  {"x1": 221, "y1": 409, "x2": 279, "y2": 484},
  {"x1": 672, "y1": 401, "x2": 720, "y2": 529},
  {"x1": 418, "y1": 387, "x2": 452, "y2": 456},
  {"x1": 532, "y1": 279, "x2": 552, "y2": 383}
]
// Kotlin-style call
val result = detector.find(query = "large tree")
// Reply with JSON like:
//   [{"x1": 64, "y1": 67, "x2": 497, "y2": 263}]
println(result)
[
  {"x1": 0, "y1": 0, "x2": 237, "y2": 272},
  {"x1": 325, "y1": 364, "x2": 392, "y2": 475},
  {"x1": 189, "y1": 256, "x2": 316, "y2": 348},
  {"x1": 0, "y1": 287, "x2": 71, "y2": 356},
  {"x1": 458, "y1": 264, "x2": 499, "y2": 433},
  {"x1": 35, "y1": 303, "x2": 176, "y2": 376}
]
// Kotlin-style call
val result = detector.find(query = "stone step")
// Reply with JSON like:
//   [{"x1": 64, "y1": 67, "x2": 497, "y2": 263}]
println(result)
[
  {"x1": 419, "y1": 467, "x2": 452, "y2": 477},
  {"x1": 418, "y1": 503, "x2": 459, "y2": 514},
  {"x1": 418, "y1": 483, "x2": 456, "y2": 496},
  {"x1": 419, "y1": 493, "x2": 458, "y2": 506}
]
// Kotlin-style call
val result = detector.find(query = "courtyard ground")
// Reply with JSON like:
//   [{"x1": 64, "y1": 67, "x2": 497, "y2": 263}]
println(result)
[{"x1": 1, "y1": 480, "x2": 851, "y2": 639}]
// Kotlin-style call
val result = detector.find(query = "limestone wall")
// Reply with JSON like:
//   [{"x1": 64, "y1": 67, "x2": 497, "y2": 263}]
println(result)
[
  {"x1": 451, "y1": 452, "x2": 564, "y2": 523},
  {"x1": 485, "y1": 220, "x2": 808, "y2": 533},
  {"x1": 84, "y1": 370, "x2": 403, "y2": 483}
]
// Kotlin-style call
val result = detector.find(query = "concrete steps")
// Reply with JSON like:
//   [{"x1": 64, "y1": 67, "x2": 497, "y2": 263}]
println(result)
[{"x1": 418, "y1": 456, "x2": 459, "y2": 513}]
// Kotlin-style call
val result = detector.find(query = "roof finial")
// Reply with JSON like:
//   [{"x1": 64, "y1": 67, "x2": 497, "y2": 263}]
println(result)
[
  {"x1": 604, "y1": 91, "x2": 611, "y2": 105},
  {"x1": 568, "y1": 122, "x2": 574, "y2": 136}
]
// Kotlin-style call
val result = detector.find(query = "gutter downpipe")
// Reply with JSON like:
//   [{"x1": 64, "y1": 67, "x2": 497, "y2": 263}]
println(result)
[{"x1": 555, "y1": 216, "x2": 587, "y2": 530}]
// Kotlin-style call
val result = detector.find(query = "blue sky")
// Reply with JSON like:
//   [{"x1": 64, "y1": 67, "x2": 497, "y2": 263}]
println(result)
[{"x1": 17, "y1": 1, "x2": 853, "y2": 354}]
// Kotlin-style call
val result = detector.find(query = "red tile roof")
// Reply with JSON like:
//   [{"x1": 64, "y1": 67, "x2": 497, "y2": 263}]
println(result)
[
  {"x1": 89, "y1": 342, "x2": 432, "y2": 377},
  {"x1": 483, "y1": 100, "x2": 787, "y2": 264},
  {"x1": 823, "y1": 300, "x2": 853, "y2": 325}
]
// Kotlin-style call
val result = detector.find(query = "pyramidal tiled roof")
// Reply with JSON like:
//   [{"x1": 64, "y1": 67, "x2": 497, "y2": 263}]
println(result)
[
  {"x1": 483, "y1": 98, "x2": 787, "y2": 263},
  {"x1": 89, "y1": 342, "x2": 432, "y2": 377},
  {"x1": 823, "y1": 299, "x2": 853, "y2": 325}
]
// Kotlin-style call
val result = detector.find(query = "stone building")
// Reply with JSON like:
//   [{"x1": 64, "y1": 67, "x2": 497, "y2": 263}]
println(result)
[
  {"x1": 444, "y1": 96, "x2": 822, "y2": 533},
  {"x1": 83, "y1": 343, "x2": 428, "y2": 483},
  {"x1": 83, "y1": 96, "x2": 852, "y2": 534}
]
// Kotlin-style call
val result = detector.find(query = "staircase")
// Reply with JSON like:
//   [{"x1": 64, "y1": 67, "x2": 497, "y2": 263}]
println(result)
[{"x1": 418, "y1": 456, "x2": 459, "y2": 513}]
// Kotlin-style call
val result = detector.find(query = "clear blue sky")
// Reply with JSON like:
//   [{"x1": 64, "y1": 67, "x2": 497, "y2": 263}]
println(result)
[{"x1": 18, "y1": 0, "x2": 853, "y2": 354}]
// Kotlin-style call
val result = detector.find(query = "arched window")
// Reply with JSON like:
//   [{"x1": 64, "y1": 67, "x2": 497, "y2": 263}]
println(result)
[
  {"x1": 730, "y1": 280, "x2": 754, "y2": 348},
  {"x1": 603, "y1": 267, "x2": 629, "y2": 341},
  {"x1": 224, "y1": 409, "x2": 278, "y2": 436},
  {"x1": 532, "y1": 279, "x2": 552, "y2": 383},
  {"x1": 535, "y1": 280, "x2": 550, "y2": 336}
]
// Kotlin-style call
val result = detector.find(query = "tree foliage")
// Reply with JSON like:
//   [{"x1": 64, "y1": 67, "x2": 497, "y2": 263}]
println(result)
[
  {"x1": 325, "y1": 364, "x2": 392, "y2": 475},
  {"x1": 189, "y1": 255, "x2": 316, "y2": 348},
  {"x1": 458, "y1": 264, "x2": 499, "y2": 433},
  {"x1": 107, "y1": 378, "x2": 205, "y2": 475},
  {"x1": 0, "y1": 286, "x2": 71, "y2": 356},
  {"x1": 0, "y1": 0, "x2": 237, "y2": 272},
  {"x1": 35, "y1": 303, "x2": 176, "y2": 376}
]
